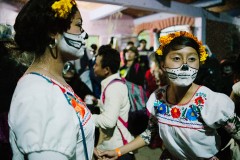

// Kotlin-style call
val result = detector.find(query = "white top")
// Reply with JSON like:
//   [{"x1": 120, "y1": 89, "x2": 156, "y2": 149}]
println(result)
[
  {"x1": 143, "y1": 85, "x2": 235, "y2": 159},
  {"x1": 92, "y1": 73, "x2": 134, "y2": 150},
  {"x1": 8, "y1": 73, "x2": 95, "y2": 160},
  {"x1": 232, "y1": 81, "x2": 240, "y2": 96}
]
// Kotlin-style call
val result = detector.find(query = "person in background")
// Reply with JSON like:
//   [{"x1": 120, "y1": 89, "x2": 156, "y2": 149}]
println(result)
[
  {"x1": 145, "y1": 52, "x2": 168, "y2": 98},
  {"x1": 220, "y1": 59, "x2": 235, "y2": 96},
  {"x1": 231, "y1": 81, "x2": 240, "y2": 115},
  {"x1": 63, "y1": 61, "x2": 93, "y2": 100},
  {"x1": 89, "y1": 44, "x2": 102, "y2": 99},
  {"x1": 120, "y1": 46, "x2": 147, "y2": 87},
  {"x1": 86, "y1": 45, "x2": 134, "y2": 160},
  {"x1": 138, "y1": 39, "x2": 148, "y2": 51},
  {"x1": 8, "y1": 0, "x2": 95, "y2": 159},
  {"x1": 126, "y1": 41, "x2": 134, "y2": 49},
  {"x1": 138, "y1": 39, "x2": 150, "y2": 71},
  {"x1": 98, "y1": 31, "x2": 240, "y2": 160},
  {"x1": 231, "y1": 54, "x2": 240, "y2": 115},
  {"x1": 0, "y1": 24, "x2": 28, "y2": 160}
]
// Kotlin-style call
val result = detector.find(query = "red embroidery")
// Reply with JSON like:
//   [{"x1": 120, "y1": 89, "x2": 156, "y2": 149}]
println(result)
[
  {"x1": 171, "y1": 107, "x2": 181, "y2": 118},
  {"x1": 195, "y1": 96, "x2": 204, "y2": 105}
]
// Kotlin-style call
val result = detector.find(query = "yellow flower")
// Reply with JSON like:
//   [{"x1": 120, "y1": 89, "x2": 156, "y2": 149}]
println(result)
[
  {"x1": 156, "y1": 48, "x2": 162, "y2": 55},
  {"x1": 51, "y1": 0, "x2": 76, "y2": 19},
  {"x1": 156, "y1": 31, "x2": 208, "y2": 64}
]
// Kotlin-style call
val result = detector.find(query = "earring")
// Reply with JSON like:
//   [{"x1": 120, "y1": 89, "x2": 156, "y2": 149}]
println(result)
[
  {"x1": 49, "y1": 39, "x2": 58, "y2": 59},
  {"x1": 49, "y1": 39, "x2": 57, "y2": 48}
]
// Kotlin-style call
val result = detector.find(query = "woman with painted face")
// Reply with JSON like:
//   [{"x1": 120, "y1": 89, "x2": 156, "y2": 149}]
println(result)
[
  {"x1": 97, "y1": 31, "x2": 240, "y2": 160},
  {"x1": 8, "y1": 0, "x2": 95, "y2": 160}
]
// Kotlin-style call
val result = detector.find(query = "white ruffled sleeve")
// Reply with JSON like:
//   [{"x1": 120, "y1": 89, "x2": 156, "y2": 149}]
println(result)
[
  {"x1": 8, "y1": 75, "x2": 79, "y2": 159},
  {"x1": 200, "y1": 87, "x2": 235, "y2": 129}
]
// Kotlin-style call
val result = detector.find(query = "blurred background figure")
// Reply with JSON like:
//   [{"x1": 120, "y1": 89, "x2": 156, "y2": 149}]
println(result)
[
  {"x1": 138, "y1": 39, "x2": 148, "y2": 51},
  {"x1": 0, "y1": 24, "x2": 30, "y2": 160},
  {"x1": 138, "y1": 39, "x2": 150, "y2": 72},
  {"x1": 120, "y1": 46, "x2": 147, "y2": 87},
  {"x1": 89, "y1": 44, "x2": 102, "y2": 99},
  {"x1": 145, "y1": 53, "x2": 168, "y2": 98},
  {"x1": 194, "y1": 56, "x2": 223, "y2": 93},
  {"x1": 63, "y1": 61, "x2": 93, "y2": 100},
  {"x1": 220, "y1": 59, "x2": 235, "y2": 96},
  {"x1": 126, "y1": 41, "x2": 134, "y2": 49}
]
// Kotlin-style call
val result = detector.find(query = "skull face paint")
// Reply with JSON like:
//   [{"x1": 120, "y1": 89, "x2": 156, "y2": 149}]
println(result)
[
  {"x1": 165, "y1": 64, "x2": 198, "y2": 86},
  {"x1": 58, "y1": 31, "x2": 88, "y2": 58}
]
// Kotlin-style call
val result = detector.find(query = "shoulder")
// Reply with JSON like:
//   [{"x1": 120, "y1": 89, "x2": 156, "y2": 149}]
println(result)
[
  {"x1": 232, "y1": 81, "x2": 240, "y2": 96},
  {"x1": 199, "y1": 86, "x2": 232, "y2": 101},
  {"x1": 12, "y1": 73, "x2": 58, "y2": 101},
  {"x1": 199, "y1": 86, "x2": 234, "y2": 116},
  {"x1": 106, "y1": 79, "x2": 127, "y2": 94}
]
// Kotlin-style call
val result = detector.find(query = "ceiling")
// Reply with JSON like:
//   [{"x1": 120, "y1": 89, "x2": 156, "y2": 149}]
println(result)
[
  {"x1": 119, "y1": 0, "x2": 240, "y2": 19},
  {"x1": 3, "y1": 0, "x2": 240, "y2": 19}
]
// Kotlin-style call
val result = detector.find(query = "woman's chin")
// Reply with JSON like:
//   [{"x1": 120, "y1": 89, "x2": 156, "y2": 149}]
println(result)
[{"x1": 62, "y1": 53, "x2": 82, "y2": 62}]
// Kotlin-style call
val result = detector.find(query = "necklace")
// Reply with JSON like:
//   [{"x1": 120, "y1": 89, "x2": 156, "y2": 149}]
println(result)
[{"x1": 30, "y1": 65, "x2": 69, "y2": 88}]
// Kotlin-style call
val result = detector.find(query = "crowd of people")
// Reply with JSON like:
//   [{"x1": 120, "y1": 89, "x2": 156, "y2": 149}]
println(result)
[{"x1": 0, "y1": 0, "x2": 240, "y2": 160}]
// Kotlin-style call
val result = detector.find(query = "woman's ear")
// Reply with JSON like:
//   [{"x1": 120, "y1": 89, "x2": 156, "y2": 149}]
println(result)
[
  {"x1": 160, "y1": 61, "x2": 166, "y2": 71},
  {"x1": 49, "y1": 33, "x2": 58, "y2": 39}
]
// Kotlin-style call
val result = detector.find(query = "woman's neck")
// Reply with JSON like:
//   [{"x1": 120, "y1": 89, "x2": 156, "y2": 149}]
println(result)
[
  {"x1": 167, "y1": 83, "x2": 198, "y2": 105},
  {"x1": 126, "y1": 60, "x2": 134, "y2": 67},
  {"x1": 26, "y1": 51, "x2": 66, "y2": 86}
]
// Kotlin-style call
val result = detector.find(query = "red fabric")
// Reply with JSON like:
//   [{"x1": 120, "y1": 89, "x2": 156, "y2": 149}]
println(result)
[{"x1": 145, "y1": 69, "x2": 157, "y2": 98}]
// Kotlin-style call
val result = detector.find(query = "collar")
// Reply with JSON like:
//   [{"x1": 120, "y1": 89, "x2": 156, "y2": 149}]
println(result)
[{"x1": 101, "y1": 73, "x2": 121, "y2": 91}]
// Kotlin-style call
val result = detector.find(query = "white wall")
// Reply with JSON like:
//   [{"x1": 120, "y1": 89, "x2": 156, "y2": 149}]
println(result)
[{"x1": 0, "y1": 2, "x2": 18, "y2": 26}]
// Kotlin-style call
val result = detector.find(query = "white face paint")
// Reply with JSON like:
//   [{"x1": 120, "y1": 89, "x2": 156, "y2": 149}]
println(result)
[
  {"x1": 58, "y1": 31, "x2": 88, "y2": 58},
  {"x1": 165, "y1": 64, "x2": 198, "y2": 86}
]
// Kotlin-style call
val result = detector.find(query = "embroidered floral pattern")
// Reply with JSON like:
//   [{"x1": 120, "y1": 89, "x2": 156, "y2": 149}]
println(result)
[
  {"x1": 154, "y1": 88, "x2": 207, "y2": 124},
  {"x1": 154, "y1": 100, "x2": 166, "y2": 114},
  {"x1": 71, "y1": 97, "x2": 86, "y2": 118},
  {"x1": 195, "y1": 96, "x2": 204, "y2": 105},
  {"x1": 171, "y1": 107, "x2": 181, "y2": 118},
  {"x1": 186, "y1": 108, "x2": 198, "y2": 121},
  {"x1": 29, "y1": 72, "x2": 91, "y2": 125}
]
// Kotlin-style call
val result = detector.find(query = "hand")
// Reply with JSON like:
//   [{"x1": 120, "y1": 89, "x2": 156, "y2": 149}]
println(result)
[
  {"x1": 98, "y1": 150, "x2": 118, "y2": 160},
  {"x1": 94, "y1": 148, "x2": 103, "y2": 160},
  {"x1": 84, "y1": 95, "x2": 97, "y2": 105}
]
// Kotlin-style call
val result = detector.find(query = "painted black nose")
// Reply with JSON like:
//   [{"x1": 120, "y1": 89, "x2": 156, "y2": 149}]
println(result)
[
  {"x1": 181, "y1": 64, "x2": 189, "y2": 71},
  {"x1": 84, "y1": 32, "x2": 88, "y2": 39}
]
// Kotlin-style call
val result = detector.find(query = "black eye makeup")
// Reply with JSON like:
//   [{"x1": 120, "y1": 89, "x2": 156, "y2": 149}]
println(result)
[{"x1": 76, "y1": 21, "x2": 82, "y2": 27}]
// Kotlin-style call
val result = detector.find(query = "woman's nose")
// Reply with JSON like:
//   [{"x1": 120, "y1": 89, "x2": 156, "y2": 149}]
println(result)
[
  {"x1": 81, "y1": 30, "x2": 88, "y2": 39},
  {"x1": 181, "y1": 64, "x2": 189, "y2": 71}
]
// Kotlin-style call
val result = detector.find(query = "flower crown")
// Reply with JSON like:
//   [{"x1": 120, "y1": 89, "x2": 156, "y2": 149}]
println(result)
[
  {"x1": 51, "y1": 0, "x2": 76, "y2": 19},
  {"x1": 156, "y1": 31, "x2": 208, "y2": 63}
]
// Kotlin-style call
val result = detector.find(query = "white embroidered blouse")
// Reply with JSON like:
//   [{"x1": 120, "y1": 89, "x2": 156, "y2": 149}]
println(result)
[
  {"x1": 141, "y1": 85, "x2": 235, "y2": 159},
  {"x1": 8, "y1": 73, "x2": 95, "y2": 160}
]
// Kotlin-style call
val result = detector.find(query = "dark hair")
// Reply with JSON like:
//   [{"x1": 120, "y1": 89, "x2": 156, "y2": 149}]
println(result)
[
  {"x1": 91, "y1": 44, "x2": 98, "y2": 51},
  {"x1": 0, "y1": 40, "x2": 27, "y2": 112},
  {"x1": 123, "y1": 46, "x2": 139, "y2": 64},
  {"x1": 97, "y1": 45, "x2": 120, "y2": 74},
  {"x1": 161, "y1": 36, "x2": 200, "y2": 61},
  {"x1": 14, "y1": 0, "x2": 78, "y2": 56},
  {"x1": 127, "y1": 41, "x2": 134, "y2": 46},
  {"x1": 139, "y1": 39, "x2": 147, "y2": 44},
  {"x1": 127, "y1": 46, "x2": 139, "y2": 57}
]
